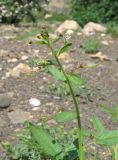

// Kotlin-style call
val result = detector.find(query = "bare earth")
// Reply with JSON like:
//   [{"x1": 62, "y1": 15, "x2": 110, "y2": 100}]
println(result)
[{"x1": 0, "y1": 24, "x2": 118, "y2": 160}]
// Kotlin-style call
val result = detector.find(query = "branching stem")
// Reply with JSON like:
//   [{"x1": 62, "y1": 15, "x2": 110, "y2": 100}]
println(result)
[{"x1": 48, "y1": 41, "x2": 85, "y2": 160}]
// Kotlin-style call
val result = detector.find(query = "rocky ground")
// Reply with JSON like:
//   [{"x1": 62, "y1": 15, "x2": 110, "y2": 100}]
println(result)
[{"x1": 0, "y1": 22, "x2": 118, "y2": 159}]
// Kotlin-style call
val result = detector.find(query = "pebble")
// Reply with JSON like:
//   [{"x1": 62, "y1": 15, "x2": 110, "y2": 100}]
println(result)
[
  {"x1": 101, "y1": 41, "x2": 109, "y2": 45},
  {"x1": 32, "y1": 107, "x2": 40, "y2": 111},
  {"x1": 7, "y1": 58, "x2": 18, "y2": 63},
  {"x1": 0, "y1": 94, "x2": 11, "y2": 108},
  {"x1": 21, "y1": 55, "x2": 28, "y2": 60},
  {"x1": 29, "y1": 98, "x2": 41, "y2": 107}
]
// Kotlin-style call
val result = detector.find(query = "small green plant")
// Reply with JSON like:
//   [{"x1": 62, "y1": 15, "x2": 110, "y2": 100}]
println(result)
[
  {"x1": 101, "y1": 104, "x2": 118, "y2": 121},
  {"x1": 112, "y1": 144, "x2": 118, "y2": 160},
  {"x1": 4, "y1": 31, "x2": 118, "y2": 160},
  {"x1": 47, "y1": 83, "x2": 70, "y2": 97},
  {"x1": 107, "y1": 22, "x2": 118, "y2": 38},
  {"x1": 83, "y1": 37, "x2": 102, "y2": 53}
]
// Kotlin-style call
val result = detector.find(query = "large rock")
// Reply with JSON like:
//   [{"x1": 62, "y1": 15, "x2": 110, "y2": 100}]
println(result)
[
  {"x1": 56, "y1": 20, "x2": 80, "y2": 34},
  {"x1": 0, "y1": 94, "x2": 11, "y2": 108},
  {"x1": 83, "y1": 22, "x2": 106, "y2": 35}
]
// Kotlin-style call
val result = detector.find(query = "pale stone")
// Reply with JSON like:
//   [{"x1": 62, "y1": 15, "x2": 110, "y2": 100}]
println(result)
[
  {"x1": 7, "y1": 58, "x2": 18, "y2": 63},
  {"x1": 83, "y1": 22, "x2": 106, "y2": 35},
  {"x1": 45, "y1": 14, "x2": 52, "y2": 19},
  {"x1": 32, "y1": 107, "x2": 40, "y2": 111},
  {"x1": 77, "y1": 32, "x2": 83, "y2": 36},
  {"x1": 56, "y1": 20, "x2": 79, "y2": 34},
  {"x1": 101, "y1": 41, "x2": 109, "y2": 45},
  {"x1": 8, "y1": 63, "x2": 32, "y2": 78},
  {"x1": 66, "y1": 30, "x2": 74, "y2": 35},
  {"x1": 12, "y1": 63, "x2": 31, "y2": 73},
  {"x1": 29, "y1": 98, "x2": 41, "y2": 107},
  {"x1": 21, "y1": 55, "x2": 28, "y2": 60}
]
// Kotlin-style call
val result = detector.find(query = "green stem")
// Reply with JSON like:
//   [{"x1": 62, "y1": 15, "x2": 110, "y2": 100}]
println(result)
[{"x1": 48, "y1": 42, "x2": 85, "y2": 160}]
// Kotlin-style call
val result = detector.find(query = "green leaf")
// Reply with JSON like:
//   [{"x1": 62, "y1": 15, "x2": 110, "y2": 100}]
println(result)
[
  {"x1": 55, "y1": 111, "x2": 76, "y2": 123},
  {"x1": 47, "y1": 65, "x2": 65, "y2": 81},
  {"x1": 35, "y1": 39, "x2": 48, "y2": 45},
  {"x1": 101, "y1": 104, "x2": 118, "y2": 121},
  {"x1": 92, "y1": 115, "x2": 105, "y2": 134},
  {"x1": 29, "y1": 123, "x2": 62, "y2": 157},
  {"x1": 101, "y1": 105, "x2": 114, "y2": 114},
  {"x1": 69, "y1": 74, "x2": 85, "y2": 88},
  {"x1": 58, "y1": 43, "x2": 72, "y2": 55},
  {"x1": 96, "y1": 130, "x2": 118, "y2": 146}
]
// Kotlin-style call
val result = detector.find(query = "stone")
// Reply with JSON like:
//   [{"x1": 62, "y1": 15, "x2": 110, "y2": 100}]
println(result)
[
  {"x1": 8, "y1": 63, "x2": 32, "y2": 78},
  {"x1": 7, "y1": 58, "x2": 18, "y2": 63},
  {"x1": 66, "y1": 29, "x2": 74, "y2": 35},
  {"x1": 32, "y1": 107, "x2": 40, "y2": 111},
  {"x1": 8, "y1": 109, "x2": 31, "y2": 124},
  {"x1": 0, "y1": 94, "x2": 11, "y2": 108},
  {"x1": 29, "y1": 98, "x2": 41, "y2": 107},
  {"x1": 45, "y1": 14, "x2": 52, "y2": 19},
  {"x1": 77, "y1": 32, "x2": 83, "y2": 36},
  {"x1": 13, "y1": 63, "x2": 31, "y2": 73},
  {"x1": 101, "y1": 41, "x2": 109, "y2": 45},
  {"x1": 56, "y1": 20, "x2": 80, "y2": 34},
  {"x1": 83, "y1": 22, "x2": 106, "y2": 35},
  {"x1": 21, "y1": 55, "x2": 28, "y2": 60}
]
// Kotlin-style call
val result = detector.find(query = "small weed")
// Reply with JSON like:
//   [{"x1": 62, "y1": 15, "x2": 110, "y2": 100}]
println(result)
[
  {"x1": 4, "y1": 30, "x2": 118, "y2": 160},
  {"x1": 107, "y1": 22, "x2": 118, "y2": 38},
  {"x1": 29, "y1": 57, "x2": 53, "y2": 68},
  {"x1": 83, "y1": 37, "x2": 102, "y2": 53},
  {"x1": 29, "y1": 57, "x2": 41, "y2": 67},
  {"x1": 47, "y1": 83, "x2": 70, "y2": 97},
  {"x1": 101, "y1": 104, "x2": 118, "y2": 121}
]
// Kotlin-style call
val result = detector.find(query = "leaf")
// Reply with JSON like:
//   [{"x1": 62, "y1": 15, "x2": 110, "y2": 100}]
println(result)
[
  {"x1": 101, "y1": 105, "x2": 114, "y2": 114},
  {"x1": 92, "y1": 115, "x2": 105, "y2": 134},
  {"x1": 47, "y1": 65, "x2": 65, "y2": 81},
  {"x1": 55, "y1": 111, "x2": 76, "y2": 123},
  {"x1": 35, "y1": 39, "x2": 48, "y2": 45},
  {"x1": 58, "y1": 43, "x2": 72, "y2": 56},
  {"x1": 96, "y1": 130, "x2": 118, "y2": 146},
  {"x1": 69, "y1": 73, "x2": 85, "y2": 88},
  {"x1": 101, "y1": 105, "x2": 118, "y2": 121},
  {"x1": 29, "y1": 123, "x2": 62, "y2": 157}
]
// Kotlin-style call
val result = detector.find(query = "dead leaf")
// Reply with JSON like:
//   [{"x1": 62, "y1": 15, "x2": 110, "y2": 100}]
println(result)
[{"x1": 90, "y1": 52, "x2": 111, "y2": 61}]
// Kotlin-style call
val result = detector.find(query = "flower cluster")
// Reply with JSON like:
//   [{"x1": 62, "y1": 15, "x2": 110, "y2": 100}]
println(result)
[{"x1": 0, "y1": 0, "x2": 49, "y2": 23}]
